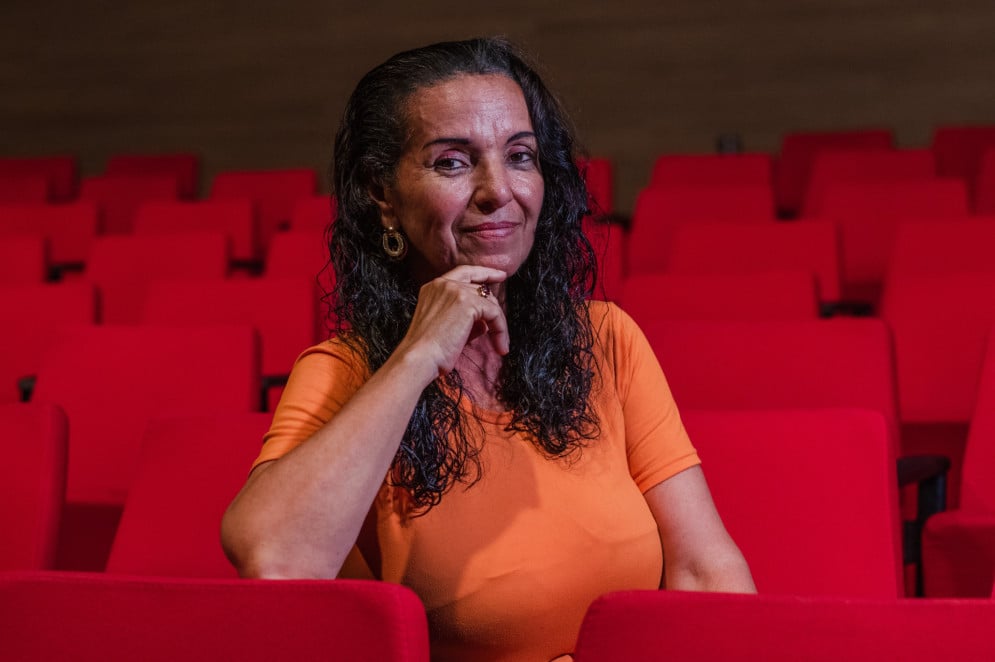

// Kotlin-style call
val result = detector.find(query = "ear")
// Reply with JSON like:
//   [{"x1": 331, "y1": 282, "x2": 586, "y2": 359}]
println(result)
[{"x1": 368, "y1": 181, "x2": 397, "y2": 230}]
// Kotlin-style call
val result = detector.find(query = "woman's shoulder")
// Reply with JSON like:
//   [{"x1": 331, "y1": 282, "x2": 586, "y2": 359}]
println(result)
[
  {"x1": 585, "y1": 299, "x2": 639, "y2": 345},
  {"x1": 292, "y1": 334, "x2": 371, "y2": 384}
]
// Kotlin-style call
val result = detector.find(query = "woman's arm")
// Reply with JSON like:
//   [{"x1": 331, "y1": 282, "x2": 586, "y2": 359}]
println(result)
[
  {"x1": 644, "y1": 465, "x2": 756, "y2": 593},
  {"x1": 221, "y1": 265, "x2": 509, "y2": 579}
]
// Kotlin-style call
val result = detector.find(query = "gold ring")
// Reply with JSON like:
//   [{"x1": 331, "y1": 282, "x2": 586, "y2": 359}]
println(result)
[{"x1": 477, "y1": 284, "x2": 492, "y2": 298}]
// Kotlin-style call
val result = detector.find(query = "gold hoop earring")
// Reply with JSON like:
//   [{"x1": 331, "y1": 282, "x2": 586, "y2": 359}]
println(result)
[{"x1": 382, "y1": 226, "x2": 407, "y2": 260}]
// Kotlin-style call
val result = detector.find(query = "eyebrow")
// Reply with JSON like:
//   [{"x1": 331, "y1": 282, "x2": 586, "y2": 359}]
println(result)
[{"x1": 420, "y1": 131, "x2": 537, "y2": 150}]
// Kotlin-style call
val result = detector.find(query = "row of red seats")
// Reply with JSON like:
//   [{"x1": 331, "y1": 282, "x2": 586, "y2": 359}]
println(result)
[
  {"x1": 6, "y1": 315, "x2": 995, "y2": 596},
  {"x1": 3, "y1": 570, "x2": 994, "y2": 661}
]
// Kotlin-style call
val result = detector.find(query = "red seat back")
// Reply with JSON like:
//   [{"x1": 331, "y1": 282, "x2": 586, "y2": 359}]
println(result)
[
  {"x1": 107, "y1": 413, "x2": 272, "y2": 577},
  {"x1": 0, "y1": 235, "x2": 47, "y2": 284},
  {"x1": 574, "y1": 590, "x2": 995, "y2": 661},
  {"x1": 684, "y1": 408, "x2": 901, "y2": 597},
  {"x1": 134, "y1": 199, "x2": 259, "y2": 263},
  {"x1": 31, "y1": 324, "x2": 260, "y2": 506},
  {"x1": 80, "y1": 174, "x2": 180, "y2": 234},
  {"x1": 0, "y1": 202, "x2": 98, "y2": 265},
  {"x1": 666, "y1": 220, "x2": 842, "y2": 301},
  {"x1": 290, "y1": 194, "x2": 337, "y2": 231},
  {"x1": 211, "y1": 168, "x2": 318, "y2": 253},
  {"x1": 0, "y1": 156, "x2": 77, "y2": 201},
  {"x1": 649, "y1": 152, "x2": 772, "y2": 189},
  {"x1": 0, "y1": 572, "x2": 430, "y2": 662},
  {"x1": 578, "y1": 157, "x2": 614, "y2": 216},
  {"x1": 105, "y1": 153, "x2": 200, "y2": 199},
  {"x1": 0, "y1": 175, "x2": 51, "y2": 203},
  {"x1": 0, "y1": 403, "x2": 68, "y2": 570},
  {"x1": 931, "y1": 124, "x2": 995, "y2": 184}
]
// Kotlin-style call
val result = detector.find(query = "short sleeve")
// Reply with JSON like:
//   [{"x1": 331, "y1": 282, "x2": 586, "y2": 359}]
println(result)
[
  {"x1": 600, "y1": 303, "x2": 700, "y2": 492},
  {"x1": 251, "y1": 339, "x2": 369, "y2": 470}
]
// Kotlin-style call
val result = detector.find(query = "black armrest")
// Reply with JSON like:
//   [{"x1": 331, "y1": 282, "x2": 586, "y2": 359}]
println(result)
[
  {"x1": 18, "y1": 375, "x2": 36, "y2": 402},
  {"x1": 819, "y1": 300, "x2": 875, "y2": 318},
  {"x1": 897, "y1": 454, "x2": 951, "y2": 596},
  {"x1": 259, "y1": 374, "x2": 289, "y2": 412}
]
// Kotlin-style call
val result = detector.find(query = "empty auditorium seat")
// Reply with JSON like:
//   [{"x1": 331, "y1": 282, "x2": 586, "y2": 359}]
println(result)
[
  {"x1": 265, "y1": 229, "x2": 334, "y2": 299},
  {"x1": 142, "y1": 276, "x2": 321, "y2": 409},
  {"x1": 0, "y1": 572, "x2": 430, "y2": 662},
  {"x1": 105, "y1": 152, "x2": 200, "y2": 199},
  {"x1": 85, "y1": 232, "x2": 230, "y2": 323},
  {"x1": 31, "y1": 324, "x2": 259, "y2": 570},
  {"x1": 803, "y1": 148, "x2": 937, "y2": 218},
  {"x1": 210, "y1": 168, "x2": 318, "y2": 253},
  {"x1": 683, "y1": 408, "x2": 902, "y2": 597},
  {"x1": 106, "y1": 413, "x2": 272, "y2": 577},
  {"x1": 931, "y1": 124, "x2": 995, "y2": 186},
  {"x1": 0, "y1": 155, "x2": 77, "y2": 201},
  {"x1": 666, "y1": 220, "x2": 842, "y2": 302},
  {"x1": 291, "y1": 194, "x2": 337, "y2": 231},
  {"x1": 974, "y1": 146, "x2": 995, "y2": 214},
  {"x1": 134, "y1": 199, "x2": 259, "y2": 263},
  {"x1": 0, "y1": 282, "x2": 97, "y2": 403},
  {"x1": 618, "y1": 271, "x2": 819, "y2": 324},
  {"x1": 0, "y1": 175, "x2": 51, "y2": 203},
  {"x1": 813, "y1": 178, "x2": 970, "y2": 304},
  {"x1": 0, "y1": 402, "x2": 68, "y2": 570},
  {"x1": 579, "y1": 156, "x2": 614, "y2": 216},
  {"x1": 0, "y1": 202, "x2": 98, "y2": 266},
  {"x1": 921, "y1": 332, "x2": 995, "y2": 597},
  {"x1": 775, "y1": 128, "x2": 894, "y2": 216},
  {"x1": 641, "y1": 318, "x2": 899, "y2": 454},
  {"x1": 0, "y1": 235, "x2": 48, "y2": 284},
  {"x1": 648, "y1": 152, "x2": 772, "y2": 189},
  {"x1": 573, "y1": 590, "x2": 995, "y2": 661},
  {"x1": 627, "y1": 185, "x2": 775, "y2": 274},
  {"x1": 79, "y1": 173, "x2": 180, "y2": 234},
  {"x1": 888, "y1": 219, "x2": 995, "y2": 278}
]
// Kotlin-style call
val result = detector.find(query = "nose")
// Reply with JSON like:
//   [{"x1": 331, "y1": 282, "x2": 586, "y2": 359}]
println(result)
[{"x1": 472, "y1": 159, "x2": 514, "y2": 213}]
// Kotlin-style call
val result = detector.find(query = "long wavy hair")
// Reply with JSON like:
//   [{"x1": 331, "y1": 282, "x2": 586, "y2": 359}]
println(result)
[{"x1": 330, "y1": 37, "x2": 599, "y2": 509}]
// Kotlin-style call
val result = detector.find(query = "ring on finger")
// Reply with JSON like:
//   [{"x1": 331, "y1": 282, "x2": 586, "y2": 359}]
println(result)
[{"x1": 477, "y1": 283, "x2": 492, "y2": 298}]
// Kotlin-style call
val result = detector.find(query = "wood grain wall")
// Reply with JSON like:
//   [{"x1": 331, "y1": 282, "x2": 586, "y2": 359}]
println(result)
[{"x1": 3, "y1": 0, "x2": 995, "y2": 212}]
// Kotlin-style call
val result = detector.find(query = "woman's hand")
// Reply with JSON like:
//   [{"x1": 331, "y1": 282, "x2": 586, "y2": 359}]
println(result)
[{"x1": 396, "y1": 265, "x2": 509, "y2": 378}]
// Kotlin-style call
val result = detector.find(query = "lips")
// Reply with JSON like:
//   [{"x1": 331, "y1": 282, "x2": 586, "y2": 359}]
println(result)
[{"x1": 462, "y1": 221, "x2": 520, "y2": 239}]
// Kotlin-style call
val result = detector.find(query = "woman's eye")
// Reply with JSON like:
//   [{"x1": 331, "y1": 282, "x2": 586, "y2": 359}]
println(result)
[
  {"x1": 434, "y1": 157, "x2": 466, "y2": 171},
  {"x1": 508, "y1": 150, "x2": 536, "y2": 165}
]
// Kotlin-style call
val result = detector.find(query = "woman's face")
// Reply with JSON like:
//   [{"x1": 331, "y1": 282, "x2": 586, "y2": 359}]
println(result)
[{"x1": 375, "y1": 74, "x2": 544, "y2": 285}]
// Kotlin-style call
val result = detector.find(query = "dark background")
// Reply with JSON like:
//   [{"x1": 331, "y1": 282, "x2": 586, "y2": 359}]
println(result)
[{"x1": 3, "y1": 1, "x2": 995, "y2": 212}]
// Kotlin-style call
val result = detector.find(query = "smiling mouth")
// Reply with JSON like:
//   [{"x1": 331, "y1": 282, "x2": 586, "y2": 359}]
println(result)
[{"x1": 463, "y1": 221, "x2": 520, "y2": 239}]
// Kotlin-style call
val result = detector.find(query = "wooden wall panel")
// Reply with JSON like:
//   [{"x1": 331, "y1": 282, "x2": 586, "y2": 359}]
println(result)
[{"x1": 2, "y1": 1, "x2": 995, "y2": 212}]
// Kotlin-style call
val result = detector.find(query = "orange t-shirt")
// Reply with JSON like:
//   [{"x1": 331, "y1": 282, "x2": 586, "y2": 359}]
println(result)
[{"x1": 253, "y1": 301, "x2": 699, "y2": 661}]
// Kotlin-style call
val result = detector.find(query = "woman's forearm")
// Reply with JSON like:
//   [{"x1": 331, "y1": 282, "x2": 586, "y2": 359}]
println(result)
[{"x1": 221, "y1": 347, "x2": 438, "y2": 579}]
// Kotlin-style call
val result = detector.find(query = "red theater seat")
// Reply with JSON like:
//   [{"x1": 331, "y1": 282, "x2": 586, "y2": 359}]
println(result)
[
  {"x1": 975, "y1": 147, "x2": 995, "y2": 214},
  {"x1": 683, "y1": 408, "x2": 902, "y2": 597},
  {"x1": 106, "y1": 413, "x2": 272, "y2": 577},
  {"x1": 803, "y1": 148, "x2": 937, "y2": 218},
  {"x1": 573, "y1": 590, "x2": 995, "y2": 661},
  {"x1": 265, "y1": 229, "x2": 334, "y2": 298},
  {"x1": 922, "y1": 336, "x2": 995, "y2": 596},
  {"x1": 618, "y1": 271, "x2": 819, "y2": 325},
  {"x1": 627, "y1": 185, "x2": 774, "y2": 274},
  {"x1": 211, "y1": 168, "x2": 318, "y2": 254},
  {"x1": 775, "y1": 128, "x2": 893, "y2": 216},
  {"x1": 931, "y1": 124, "x2": 995, "y2": 187},
  {"x1": 134, "y1": 199, "x2": 259, "y2": 263},
  {"x1": 0, "y1": 155, "x2": 77, "y2": 201},
  {"x1": 290, "y1": 194, "x2": 337, "y2": 231},
  {"x1": 583, "y1": 217, "x2": 625, "y2": 302},
  {"x1": 814, "y1": 179, "x2": 969, "y2": 304},
  {"x1": 0, "y1": 282, "x2": 97, "y2": 403},
  {"x1": 0, "y1": 202, "x2": 98, "y2": 266},
  {"x1": 649, "y1": 152, "x2": 772, "y2": 189},
  {"x1": 0, "y1": 175, "x2": 51, "y2": 203},
  {"x1": 80, "y1": 174, "x2": 180, "y2": 234},
  {"x1": 888, "y1": 219, "x2": 995, "y2": 278},
  {"x1": 0, "y1": 402, "x2": 68, "y2": 570},
  {"x1": 666, "y1": 220, "x2": 842, "y2": 302},
  {"x1": 31, "y1": 324, "x2": 259, "y2": 570},
  {"x1": 105, "y1": 153, "x2": 200, "y2": 199},
  {"x1": 0, "y1": 572, "x2": 430, "y2": 662},
  {"x1": 85, "y1": 232, "x2": 230, "y2": 323},
  {"x1": 0, "y1": 235, "x2": 48, "y2": 284}
]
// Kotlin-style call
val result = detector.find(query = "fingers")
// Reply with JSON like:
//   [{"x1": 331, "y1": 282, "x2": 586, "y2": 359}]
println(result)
[{"x1": 439, "y1": 264, "x2": 508, "y2": 285}]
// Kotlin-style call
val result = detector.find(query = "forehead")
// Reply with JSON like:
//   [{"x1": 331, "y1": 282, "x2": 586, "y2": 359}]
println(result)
[{"x1": 402, "y1": 74, "x2": 534, "y2": 144}]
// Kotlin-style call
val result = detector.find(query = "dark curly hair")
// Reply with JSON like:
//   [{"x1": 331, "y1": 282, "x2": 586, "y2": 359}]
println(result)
[{"x1": 329, "y1": 36, "x2": 599, "y2": 509}]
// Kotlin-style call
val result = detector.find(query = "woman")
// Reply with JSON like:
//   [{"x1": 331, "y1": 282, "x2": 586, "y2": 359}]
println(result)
[{"x1": 222, "y1": 37, "x2": 754, "y2": 661}]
